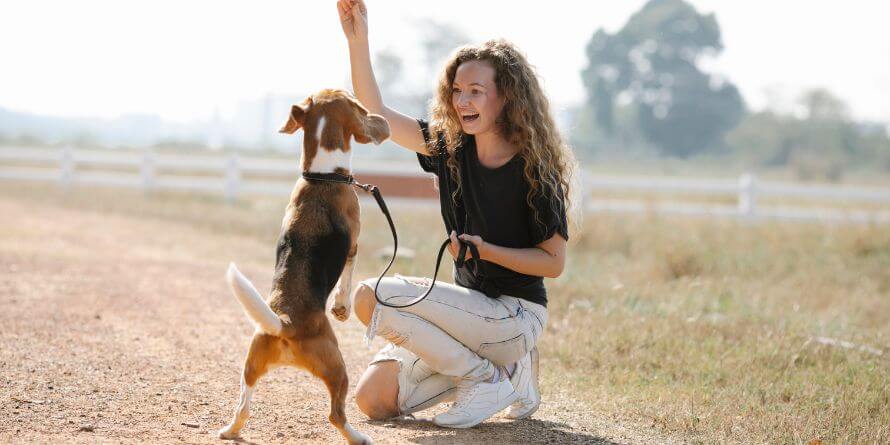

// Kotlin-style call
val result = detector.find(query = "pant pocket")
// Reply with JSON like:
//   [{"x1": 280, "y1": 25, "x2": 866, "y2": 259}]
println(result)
[{"x1": 477, "y1": 333, "x2": 528, "y2": 366}]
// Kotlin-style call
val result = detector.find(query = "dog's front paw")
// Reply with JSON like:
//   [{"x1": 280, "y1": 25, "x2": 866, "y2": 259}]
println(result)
[
  {"x1": 330, "y1": 282, "x2": 352, "y2": 322},
  {"x1": 331, "y1": 302, "x2": 350, "y2": 322}
]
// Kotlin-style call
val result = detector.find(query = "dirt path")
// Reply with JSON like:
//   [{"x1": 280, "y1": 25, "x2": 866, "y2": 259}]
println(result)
[{"x1": 0, "y1": 195, "x2": 672, "y2": 444}]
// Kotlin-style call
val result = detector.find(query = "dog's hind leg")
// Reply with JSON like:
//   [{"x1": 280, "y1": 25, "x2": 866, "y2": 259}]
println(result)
[
  {"x1": 303, "y1": 330, "x2": 373, "y2": 445},
  {"x1": 219, "y1": 334, "x2": 280, "y2": 440}
]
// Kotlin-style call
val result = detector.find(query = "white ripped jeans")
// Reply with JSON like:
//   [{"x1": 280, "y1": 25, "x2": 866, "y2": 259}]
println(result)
[{"x1": 359, "y1": 274, "x2": 548, "y2": 414}]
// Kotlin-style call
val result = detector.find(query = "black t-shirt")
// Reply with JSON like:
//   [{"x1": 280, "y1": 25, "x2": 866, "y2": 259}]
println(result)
[{"x1": 415, "y1": 118, "x2": 569, "y2": 307}]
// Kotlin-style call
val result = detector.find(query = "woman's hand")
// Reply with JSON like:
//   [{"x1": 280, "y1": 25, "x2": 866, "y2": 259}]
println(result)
[
  {"x1": 448, "y1": 230, "x2": 486, "y2": 262},
  {"x1": 337, "y1": 0, "x2": 368, "y2": 44}
]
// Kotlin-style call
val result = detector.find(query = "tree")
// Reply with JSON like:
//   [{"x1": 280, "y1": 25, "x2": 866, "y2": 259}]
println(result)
[
  {"x1": 726, "y1": 88, "x2": 890, "y2": 180},
  {"x1": 799, "y1": 88, "x2": 848, "y2": 121},
  {"x1": 580, "y1": 0, "x2": 744, "y2": 157}
]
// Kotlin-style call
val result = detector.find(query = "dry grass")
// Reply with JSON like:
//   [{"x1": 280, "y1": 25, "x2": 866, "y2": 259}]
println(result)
[
  {"x1": 586, "y1": 189, "x2": 890, "y2": 213},
  {"x1": 549, "y1": 214, "x2": 889, "y2": 444},
  {"x1": 3, "y1": 181, "x2": 888, "y2": 444}
]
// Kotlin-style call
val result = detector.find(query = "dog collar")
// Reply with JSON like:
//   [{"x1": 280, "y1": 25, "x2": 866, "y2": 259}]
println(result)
[
  {"x1": 301, "y1": 171, "x2": 355, "y2": 184},
  {"x1": 302, "y1": 171, "x2": 377, "y2": 195}
]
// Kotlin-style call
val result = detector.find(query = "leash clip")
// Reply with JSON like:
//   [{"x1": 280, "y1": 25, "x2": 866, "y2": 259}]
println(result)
[{"x1": 352, "y1": 180, "x2": 376, "y2": 194}]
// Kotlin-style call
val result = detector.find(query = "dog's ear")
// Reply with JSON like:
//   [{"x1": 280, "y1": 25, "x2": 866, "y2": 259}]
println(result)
[
  {"x1": 343, "y1": 96, "x2": 390, "y2": 145},
  {"x1": 279, "y1": 104, "x2": 307, "y2": 134},
  {"x1": 351, "y1": 111, "x2": 391, "y2": 145}
]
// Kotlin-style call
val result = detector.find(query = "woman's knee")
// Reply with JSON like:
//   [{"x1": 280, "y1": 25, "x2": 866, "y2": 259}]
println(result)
[
  {"x1": 354, "y1": 362, "x2": 400, "y2": 420},
  {"x1": 353, "y1": 280, "x2": 377, "y2": 326},
  {"x1": 354, "y1": 276, "x2": 429, "y2": 327}
]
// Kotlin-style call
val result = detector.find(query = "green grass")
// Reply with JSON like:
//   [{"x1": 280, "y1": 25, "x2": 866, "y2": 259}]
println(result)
[{"x1": 2, "y1": 181, "x2": 887, "y2": 444}]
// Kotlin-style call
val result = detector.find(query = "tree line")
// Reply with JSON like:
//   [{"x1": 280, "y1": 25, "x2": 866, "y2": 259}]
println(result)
[{"x1": 573, "y1": 0, "x2": 889, "y2": 179}]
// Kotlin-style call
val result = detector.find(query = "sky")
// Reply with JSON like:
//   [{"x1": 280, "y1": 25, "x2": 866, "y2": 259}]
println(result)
[{"x1": 1, "y1": 0, "x2": 888, "y2": 124}]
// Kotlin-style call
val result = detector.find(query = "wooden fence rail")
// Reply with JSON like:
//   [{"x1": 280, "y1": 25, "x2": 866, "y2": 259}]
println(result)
[{"x1": 1, "y1": 146, "x2": 887, "y2": 224}]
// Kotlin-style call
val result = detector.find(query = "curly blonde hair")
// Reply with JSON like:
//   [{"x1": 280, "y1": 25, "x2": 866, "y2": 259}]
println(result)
[{"x1": 426, "y1": 39, "x2": 579, "y2": 234}]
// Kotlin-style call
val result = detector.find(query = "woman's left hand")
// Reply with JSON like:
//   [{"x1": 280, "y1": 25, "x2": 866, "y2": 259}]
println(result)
[{"x1": 448, "y1": 231, "x2": 486, "y2": 261}]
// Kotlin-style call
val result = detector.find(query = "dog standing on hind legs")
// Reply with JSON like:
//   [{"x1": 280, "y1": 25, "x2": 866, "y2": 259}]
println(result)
[{"x1": 218, "y1": 89, "x2": 390, "y2": 444}]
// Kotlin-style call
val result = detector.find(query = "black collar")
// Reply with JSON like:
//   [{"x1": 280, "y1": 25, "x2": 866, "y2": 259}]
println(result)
[
  {"x1": 301, "y1": 171, "x2": 355, "y2": 184},
  {"x1": 302, "y1": 170, "x2": 376, "y2": 194}
]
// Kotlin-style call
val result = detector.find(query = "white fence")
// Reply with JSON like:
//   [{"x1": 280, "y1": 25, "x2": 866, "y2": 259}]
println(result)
[
  {"x1": 1, "y1": 146, "x2": 888, "y2": 224},
  {"x1": 579, "y1": 172, "x2": 889, "y2": 224}
]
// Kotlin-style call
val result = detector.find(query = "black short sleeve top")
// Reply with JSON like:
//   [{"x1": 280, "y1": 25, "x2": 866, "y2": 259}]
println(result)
[{"x1": 415, "y1": 118, "x2": 569, "y2": 306}]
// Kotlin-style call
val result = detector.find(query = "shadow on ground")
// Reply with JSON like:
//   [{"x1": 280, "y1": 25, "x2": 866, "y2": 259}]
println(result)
[{"x1": 367, "y1": 417, "x2": 622, "y2": 445}]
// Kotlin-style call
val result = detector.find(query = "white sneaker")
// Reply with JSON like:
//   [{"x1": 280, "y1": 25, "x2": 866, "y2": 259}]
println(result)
[
  {"x1": 432, "y1": 376, "x2": 518, "y2": 428},
  {"x1": 505, "y1": 346, "x2": 540, "y2": 419}
]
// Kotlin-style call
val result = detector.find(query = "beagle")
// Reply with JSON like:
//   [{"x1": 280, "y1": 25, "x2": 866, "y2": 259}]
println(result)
[{"x1": 219, "y1": 89, "x2": 389, "y2": 444}]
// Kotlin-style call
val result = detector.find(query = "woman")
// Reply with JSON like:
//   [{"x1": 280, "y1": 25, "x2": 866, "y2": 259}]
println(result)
[{"x1": 337, "y1": 0, "x2": 576, "y2": 428}]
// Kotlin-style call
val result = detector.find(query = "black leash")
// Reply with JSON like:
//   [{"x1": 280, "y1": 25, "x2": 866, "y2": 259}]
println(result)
[{"x1": 301, "y1": 171, "x2": 479, "y2": 308}]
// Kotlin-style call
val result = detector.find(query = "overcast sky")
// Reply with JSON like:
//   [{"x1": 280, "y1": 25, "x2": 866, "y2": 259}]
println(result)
[{"x1": 2, "y1": 0, "x2": 888, "y2": 123}]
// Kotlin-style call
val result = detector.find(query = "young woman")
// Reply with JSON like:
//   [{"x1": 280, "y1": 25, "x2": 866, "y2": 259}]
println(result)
[{"x1": 337, "y1": 0, "x2": 576, "y2": 428}]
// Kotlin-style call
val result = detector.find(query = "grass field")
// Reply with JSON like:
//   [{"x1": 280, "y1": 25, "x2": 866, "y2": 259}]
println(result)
[
  {"x1": 2, "y1": 181, "x2": 887, "y2": 444},
  {"x1": 550, "y1": 214, "x2": 889, "y2": 444}
]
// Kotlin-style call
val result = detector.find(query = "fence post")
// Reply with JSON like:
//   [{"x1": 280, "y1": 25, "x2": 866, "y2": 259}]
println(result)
[
  {"x1": 141, "y1": 149, "x2": 156, "y2": 194},
  {"x1": 738, "y1": 173, "x2": 757, "y2": 218},
  {"x1": 225, "y1": 153, "x2": 240, "y2": 203},
  {"x1": 579, "y1": 169, "x2": 594, "y2": 214},
  {"x1": 59, "y1": 145, "x2": 75, "y2": 189}
]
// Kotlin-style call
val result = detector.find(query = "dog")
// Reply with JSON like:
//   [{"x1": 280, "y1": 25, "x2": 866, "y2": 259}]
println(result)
[{"x1": 218, "y1": 89, "x2": 389, "y2": 444}]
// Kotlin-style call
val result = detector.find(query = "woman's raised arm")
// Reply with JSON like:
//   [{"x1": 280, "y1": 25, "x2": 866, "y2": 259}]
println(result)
[{"x1": 337, "y1": 0, "x2": 429, "y2": 155}]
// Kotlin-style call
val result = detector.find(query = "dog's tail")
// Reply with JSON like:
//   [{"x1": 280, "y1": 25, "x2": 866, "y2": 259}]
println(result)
[{"x1": 226, "y1": 263, "x2": 283, "y2": 336}]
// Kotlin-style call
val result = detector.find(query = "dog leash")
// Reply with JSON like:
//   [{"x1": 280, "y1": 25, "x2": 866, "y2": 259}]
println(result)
[{"x1": 301, "y1": 171, "x2": 480, "y2": 308}]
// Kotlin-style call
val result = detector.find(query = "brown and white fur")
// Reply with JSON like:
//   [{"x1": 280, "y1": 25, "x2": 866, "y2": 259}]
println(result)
[{"x1": 218, "y1": 89, "x2": 389, "y2": 444}]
